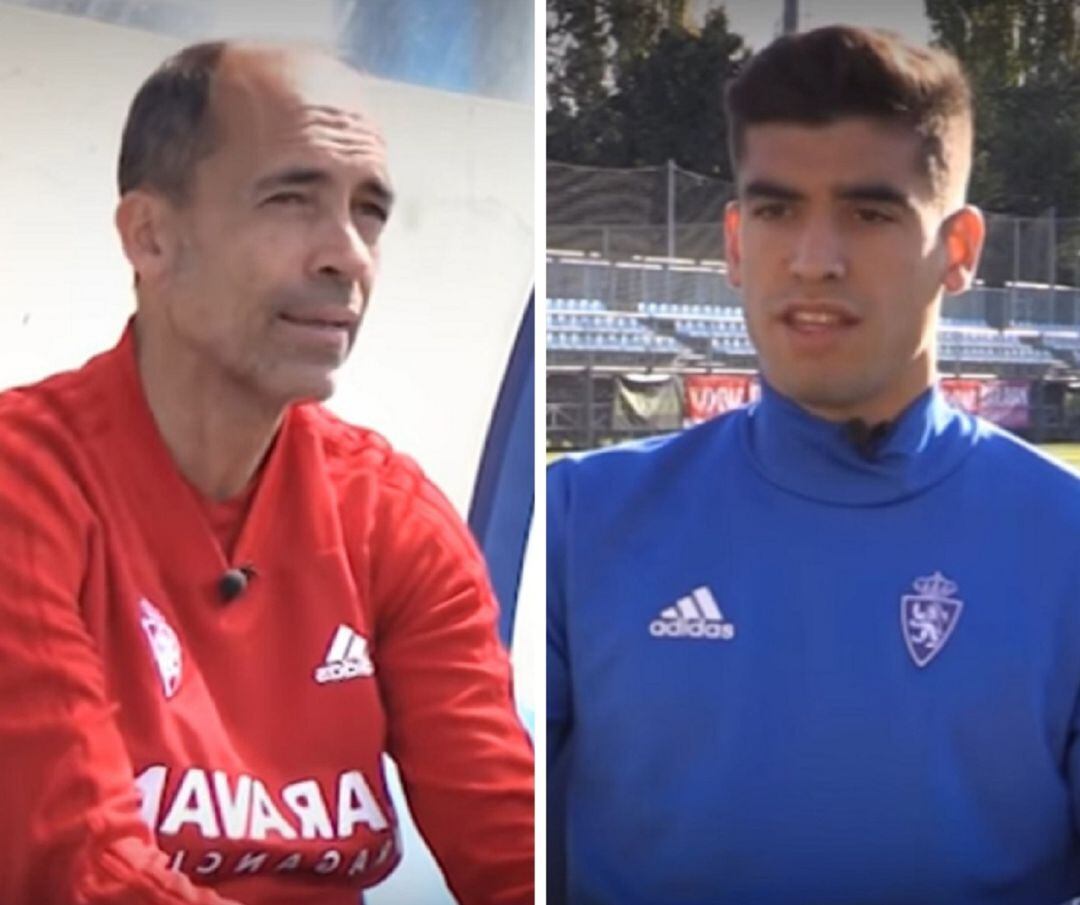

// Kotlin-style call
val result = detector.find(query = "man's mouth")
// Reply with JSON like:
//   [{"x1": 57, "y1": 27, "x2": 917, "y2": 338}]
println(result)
[
  {"x1": 279, "y1": 311, "x2": 356, "y2": 331},
  {"x1": 780, "y1": 305, "x2": 859, "y2": 333}
]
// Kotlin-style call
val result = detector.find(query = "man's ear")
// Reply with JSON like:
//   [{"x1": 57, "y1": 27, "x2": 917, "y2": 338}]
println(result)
[
  {"x1": 114, "y1": 190, "x2": 180, "y2": 285},
  {"x1": 724, "y1": 200, "x2": 743, "y2": 288},
  {"x1": 941, "y1": 205, "x2": 985, "y2": 295}
]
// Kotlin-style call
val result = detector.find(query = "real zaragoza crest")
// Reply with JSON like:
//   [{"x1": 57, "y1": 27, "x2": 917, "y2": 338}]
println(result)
[{"x1": 901, "y1": 572, "x2": 963, "y2": 668}]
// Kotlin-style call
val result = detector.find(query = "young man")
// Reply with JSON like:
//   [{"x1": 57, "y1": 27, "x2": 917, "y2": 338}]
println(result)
[
  {"x1": 548, "y1": 26, "x2": 1080, "y2": 904},
  {"x1": 0, "y1": 43, "x2": 533, "y2": 904}
]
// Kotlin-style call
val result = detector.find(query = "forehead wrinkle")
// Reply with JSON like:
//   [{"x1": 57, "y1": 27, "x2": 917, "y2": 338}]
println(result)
[
  {"x1": 212, "y1": 53, "x2": 385, "y2": 140},
  {"x1": 274, "y1": 103, "x2": 387, "y2": 153},
  {"x1": 297, "y1": 106, "x2": 381, "y2": 141},
  {"x1": 255, "y1": 105, "x2": 387, "y2": 158},
  {"x1": 269, "y1": 129, "x2": 389, "y2": 172},
  {"x1": 299, "y1": 103, "x2": 369, "y2": 127},
  {"x1": 254, "y1": 134, "x2": 393, "y2": 201},
  {"x1": 206, "y1": 58, "x2": 391, "y2": 194}
]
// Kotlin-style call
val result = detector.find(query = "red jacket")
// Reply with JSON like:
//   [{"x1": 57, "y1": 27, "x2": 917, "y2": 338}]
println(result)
[{"x1": 0, "y1": 326, "x2": 534, "y2": 904}]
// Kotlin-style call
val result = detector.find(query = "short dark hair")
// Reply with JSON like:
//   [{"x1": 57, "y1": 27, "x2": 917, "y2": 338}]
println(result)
[
  {"x1": 117, "y1": 41, "x2": 226, "y2": 201},
  {"x1": 725, "y1": 26, "x2": 972, "y2": 192}
]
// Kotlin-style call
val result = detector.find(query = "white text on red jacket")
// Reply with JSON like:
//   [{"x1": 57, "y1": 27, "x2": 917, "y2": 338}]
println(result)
[{"x1": 135, "y1": 765, "x2": 398, "y2": 879}]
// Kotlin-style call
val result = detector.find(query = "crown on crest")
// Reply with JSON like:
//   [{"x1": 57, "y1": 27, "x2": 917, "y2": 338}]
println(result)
[{"x1": 913, "y1": 572, "x2": 957, "y2": 599}]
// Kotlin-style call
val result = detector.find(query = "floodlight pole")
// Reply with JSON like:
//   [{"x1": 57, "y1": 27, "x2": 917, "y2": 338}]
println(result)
[{"x1": 783, "y1": 0, "x2": 799, "y2": 34}]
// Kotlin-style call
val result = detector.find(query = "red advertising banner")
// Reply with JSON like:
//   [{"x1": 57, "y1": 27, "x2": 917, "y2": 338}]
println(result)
[
  {"x1": 979, "y1": 379, "x2": 1031, "y2": 429},
  {"x1": 682, "y1": 375, "x2": 1030, "y2": 429},
  {"x1": 939, "y1": 378, "x2": 982, "y2": 414},
  {"x1": 685, "y1": 374, "x2": 759, "y2": 425},
  {"x1": 939, "y1": 377, "x2": 1030, "y2": 428}
]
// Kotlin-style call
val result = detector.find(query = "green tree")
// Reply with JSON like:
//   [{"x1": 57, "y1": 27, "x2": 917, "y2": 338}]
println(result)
[
  {"x1": 609, "y1": 10, "x2": 748, "y2": 175},
  {"x1": 547, "y1": 1, "x2": 748, "y2": 172},
  {"x1": 547, "y1": 0, "x2": 609, "y2": 164},
  {"x1": 926, "y1": 0, "x2": 1080, "y2": 217}
]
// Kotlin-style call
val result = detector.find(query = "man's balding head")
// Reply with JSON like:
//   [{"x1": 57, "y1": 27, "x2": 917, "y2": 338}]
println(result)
[
  {"x1": 117, "y1": 41, "x2": 367, "y2": 204},
  {"x1": 115, "y1": 40, "x2": 389, "y2": 409}
]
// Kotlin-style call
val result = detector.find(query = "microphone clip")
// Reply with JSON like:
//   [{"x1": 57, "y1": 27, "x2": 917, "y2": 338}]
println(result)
[
  {"x1": 844, "y1": 418, "x2": 891, "y2": 461},
  {"x1": 218, "y1": 563, "x2": 257, "y2": 603}
]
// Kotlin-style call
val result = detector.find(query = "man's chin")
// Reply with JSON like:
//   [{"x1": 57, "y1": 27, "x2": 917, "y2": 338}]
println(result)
[
  {"x1": 266, "y1": 367, "x2": 339, "y2": 408},
  {"x1": 767, "y1": 371, "x2": 875, "y2": 421},
  {"x1": 293, "y1": 379, "x2": 337, "y2": 405}
]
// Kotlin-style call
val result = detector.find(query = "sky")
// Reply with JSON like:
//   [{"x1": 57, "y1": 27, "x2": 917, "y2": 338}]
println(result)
[{"x1": 696, "y1": 0, "x2": 932, "y2": 50}]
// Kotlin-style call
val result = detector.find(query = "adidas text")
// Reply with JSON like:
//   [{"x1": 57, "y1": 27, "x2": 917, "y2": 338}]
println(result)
[
  {"x1": 649, "y1": 586, "x2": 736, "y2": 641},
  {"x1": 315, "y1": 661, "x2": 369, "y2": 684},
  {"x1": 649, "y1": 618, "x2": 735, "y2": 640}
]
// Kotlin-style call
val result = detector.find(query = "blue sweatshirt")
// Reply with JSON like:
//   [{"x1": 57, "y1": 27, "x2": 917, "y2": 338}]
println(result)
[{"x1": 548, "y1": 383, "x2": 1080, "y2": 905}]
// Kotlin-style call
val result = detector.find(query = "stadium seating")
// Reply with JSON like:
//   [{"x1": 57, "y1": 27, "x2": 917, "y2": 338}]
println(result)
[
  {"x1": 1035, "y1": 332, "x2": 1080, "y2": 366},
  {"x1": 546, "y1": 297, "x2": 691, "y2": 357},
  {"x1": 937, "y1": 321, "x2": 1057, "y2": 365},
  {"x1": 547, "y1": 296, "x2": 1075, "y2": 370}
]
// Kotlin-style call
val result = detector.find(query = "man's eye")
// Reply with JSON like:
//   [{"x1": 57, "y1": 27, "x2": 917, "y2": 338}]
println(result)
[
  {"x1": 352, "y1": 201, "x2": 388, "y2": 223},
  {"x1": 265, "y1": 192, "x2": 308, "y2": 205},
  {"x1": 854, "y1": 207, "x2": 895, "y2": 224},
  {"x1": 750, "y1": 202, "x2": 790, "y2": 221}
]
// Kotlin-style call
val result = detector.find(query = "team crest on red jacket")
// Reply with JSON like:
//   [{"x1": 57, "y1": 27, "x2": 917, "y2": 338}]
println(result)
[
  {"x1": 139, "y1": 598, "x2": 183, "y2": 698},
  {"x1": 901, "y1": 572, "x2": 963, "y2": 668}
]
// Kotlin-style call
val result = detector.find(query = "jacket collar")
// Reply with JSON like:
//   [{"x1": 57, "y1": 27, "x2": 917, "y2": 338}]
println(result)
[{"x1": 740, "y1": 380, "x2": 983, "y2": 506}]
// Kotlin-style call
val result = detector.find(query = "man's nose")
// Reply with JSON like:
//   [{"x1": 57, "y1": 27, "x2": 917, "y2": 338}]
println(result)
[
  {"x1": 789, "y1": 216, "x2": 846, "y2": 282},
  {"x1": 310, "y1": 214, "x2": 375, "y2": 287}
]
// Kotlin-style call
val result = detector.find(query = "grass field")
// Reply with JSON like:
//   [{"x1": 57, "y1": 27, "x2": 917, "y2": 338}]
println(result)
[{"x1": 1041, "y1": 444, "x2": 1080, "y2": 472}]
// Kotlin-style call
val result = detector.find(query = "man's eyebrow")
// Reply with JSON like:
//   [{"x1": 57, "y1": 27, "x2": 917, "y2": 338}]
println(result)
[
  {"x1": 254, "y1": 167, "x2": 329, "y2": 194},
  {"x1": 741, "y1": 179, "x2": 804, "y2": 201},
  {"x1": 253, "y1": 167, "x2": 395, "y2": 208},
  {"x1": 740, "y1": 179, "x2": 915, "y2": 210},
  {"x1": 835, "y1": 183, "x2": 913, "y2": 207}
]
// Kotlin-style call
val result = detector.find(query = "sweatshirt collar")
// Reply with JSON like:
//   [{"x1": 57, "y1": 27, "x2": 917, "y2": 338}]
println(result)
[
  {"x1": 96, "y1": 320, "x2": 342, "y2": 588},
  {"x1": 740, "y1": 380, "x2": 982, "y2": 506}
]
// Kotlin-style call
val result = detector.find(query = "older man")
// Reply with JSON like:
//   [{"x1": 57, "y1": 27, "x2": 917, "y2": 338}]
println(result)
[{"x1": 0, "y1": 42, "x2": 532, "y2": 905}]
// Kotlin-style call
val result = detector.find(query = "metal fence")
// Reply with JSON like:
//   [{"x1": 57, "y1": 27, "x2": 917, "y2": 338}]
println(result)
[
  {"x1": 546, "y1": 162, "x2": 1080, "y2": 449},
  {"x1": 546, "y1": 258, "x2": 1080, "y2": 327},
  {"x1": 548, "y1": 162, "x2": 1080, "y2": 322}
]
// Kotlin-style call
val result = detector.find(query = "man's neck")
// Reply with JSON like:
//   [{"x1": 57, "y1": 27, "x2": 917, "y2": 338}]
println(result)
[
  {"x1": 792, "y1": 358, "x2": 937, "y2": 428},
  {"x1": 133, "y1": 316, "x2": 284, "y2": 501},
  {"x1": 798, "y1": 395, "x2": 916, "y2": 428}
]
